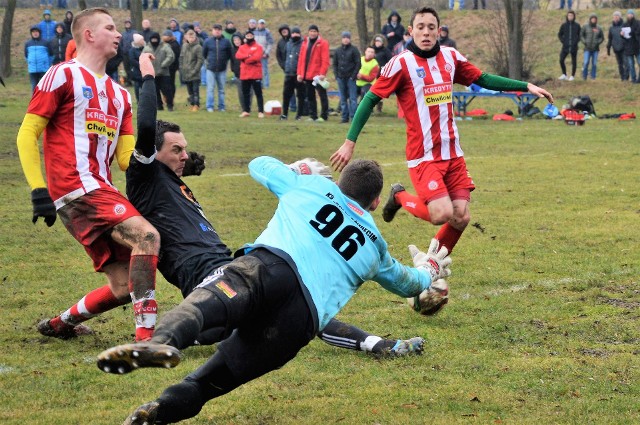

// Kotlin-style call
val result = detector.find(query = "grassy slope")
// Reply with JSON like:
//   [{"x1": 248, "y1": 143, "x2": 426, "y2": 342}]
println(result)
[{"x1": 0, "y1": 6, "x2": 639, "y2": 425}]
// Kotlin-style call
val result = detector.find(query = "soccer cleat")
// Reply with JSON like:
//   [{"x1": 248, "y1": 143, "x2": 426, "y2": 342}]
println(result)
[
  {"x1": 97, "y1": 342, "x2": 182, "y2": 375},
  {"x1": 381, "y1": 183, "x2": 405, "y2": 222},
  {"x1": 37, "y1": 318, "x2": 94, "y2": 340},
  {"x1": 124, "y1": 401, "x2": 160, "y2": 425},
  {"x1": 390, "y1": 337, "x2": 425, "y2": 356}
]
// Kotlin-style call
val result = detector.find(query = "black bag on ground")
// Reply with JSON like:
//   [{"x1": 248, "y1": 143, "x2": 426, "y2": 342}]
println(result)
[{"x1": 570, "y1": 96, "x2": 596, "y2": 116}]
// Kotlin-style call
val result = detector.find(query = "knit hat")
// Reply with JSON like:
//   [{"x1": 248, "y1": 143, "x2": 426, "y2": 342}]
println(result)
[
  {"x1": 248, "y1": 19, "x2": 257, "y2": 25},
  {"x1": 308, "y1": 24, "x2": 319, "y2": 31},
  {"x1": 43, "y1": 9, "x2": 51, "y2": 16},
  {"x1": 628, "y1": 9, "x2": 635, "y2": 16},
  {"x1": 291, "y1": 26, "x2": 301, "y2": 35},
  {"x1": 163, "y1": 29, "x2": 173, "y2": 37},
  {"x1": 30, "y1": 26, "x2": 40, "y2": 32},
  {"x1": 341, "y1": 31, "x2": 351, "y2": 39},
  {"x1": 245, "y1": 29, "x2": 254, "y2": 36},
  {"x1": 613, "y1": 11, "x2": 622, "y2": 18},
  {"x1": 193, "y1": 21, "x2": 201, "y2": 28},
  {"x1": 170, "y1": 18, "x2": 178, "y2": 25},
  {"x1": 258, "y1": 19, "x2": 266, "y2": 24},
  {"x1": 132, "y1": 33, "x2": 145, "y2": 47},
  {"x1": 441, "y1": 25, "x2": 449, "y2": 32}
]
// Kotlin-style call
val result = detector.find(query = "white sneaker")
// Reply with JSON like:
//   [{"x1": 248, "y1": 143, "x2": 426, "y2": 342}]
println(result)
[
  {"x1": 567, "y1": 75, "x2": 574, "y2": 81},
  {"x1": 558, "y1": 74, "x2": 567, "y2": 80}
]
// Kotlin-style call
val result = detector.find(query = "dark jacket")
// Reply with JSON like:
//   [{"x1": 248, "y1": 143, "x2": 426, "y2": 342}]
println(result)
[
  {"x1": 25, "y1": 33, "x2": 52, "y2": 73},
  {"x1": 179, "y1": 40, "x2": 204, "y2": 82},
  {"x1": 106, "y1": 42, "x2": 124, "y2": 76},
  {"x1": 202, "y1": 35, "x2": 232, "y2": 72},
  {"x1": 373, "y1": 43, "x2": 393, "y2": 71},
  {"x1": 129, "y1": 46, "x2": 144, "y2": 82},
  {"x1": 381, "y1": 11, "x2": 405, "y2": 50},
  {"x1": 276, "y1": 24, "x2": 290, "y2": 70},
  {"x1": 166, "y1": 38, "x2": 181, "y2": 73},
  {"x1": 607, "y1": 18, "x2": 625, "y2": 54},
  {"x1": 284, "y1": 36, "x2": 302, "y2": 76},
  {"x1": 622, "y1": 17, "x2": 640, "y2": 56},
  {"x1": 558, "y1": 17, "x2": 581, "y2": 51},
  {"x1": 580, "y1": 16, "x2": 604, "y2": 52},
  {"x1": 333, "y1": 42, "x2": 361, "y2": 80},
  {"x1": 48, "y1": 27, "x2": 71, "y2": 65},
  {"x1": 230, "y1": 34, "x2": 243, "y2": 78},
  {"x1": 121, "y1": 28, "x2": 138, "y2": 56}
]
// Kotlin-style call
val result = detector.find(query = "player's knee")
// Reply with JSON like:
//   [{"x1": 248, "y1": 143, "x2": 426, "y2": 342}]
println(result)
[
  {"x1": 133, "y1": 225, "x2": 161, "y2": 253},
  {"x1": 451, "y1": 210, "x2": 471, "y2": 229},
  {"x1": 429, "y1": 205, "x2": 454, "y2": 225}
]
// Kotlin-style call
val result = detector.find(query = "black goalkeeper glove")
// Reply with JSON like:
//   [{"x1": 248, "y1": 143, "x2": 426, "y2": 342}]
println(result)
[
  {"x1": 182, "y1": 151, "x2": 206, "y2": 177},
  {"x1": 31, "y1": 188, "x2": 56, "y2": 227}
]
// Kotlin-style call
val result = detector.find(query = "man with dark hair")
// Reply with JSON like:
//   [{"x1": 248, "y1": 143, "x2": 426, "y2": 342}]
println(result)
[
  {"x1": 203, "y1": 24, "x2": 232, "y2": 112},
  {"x1": 25, "y1": 26, "x2": 52, "y2": 92},
  {"x1": 49, "y1": 23, "x2": 71, "y2": 65},
  {"x1": 558, "y1": 10, "x2": 581, "y2": 81},
  {"x1": 97, "y1": 62, "x2": 451, "y2": 421},
  {"x1": 333, "y1": 31, "x2": 360, "y2": 124},
  {"x1": 331, "y1": 6, "x2": 552, "y2": 311},
  {"x1": 297, "y1": 24, "x2": 330, "y2": 122}
]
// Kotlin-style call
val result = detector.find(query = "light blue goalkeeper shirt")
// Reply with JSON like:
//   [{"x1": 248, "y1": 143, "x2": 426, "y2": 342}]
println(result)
[{"x1": 247, "y1": 156, "x2": 433, "y2": 330}]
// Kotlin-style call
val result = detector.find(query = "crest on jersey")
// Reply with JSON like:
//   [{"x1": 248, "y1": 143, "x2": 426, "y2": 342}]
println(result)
[
  {"x1": 112, "y1": 98, "x2": 122, "y2": 109},
  {"x1": 445, "y1": 63, "x2": 453, "y2": 73},
  {"x1": 82, "y1": 86, "x2": 94, "y2": 99},
  {"x1": 416, "y1": 67, "x2": 426, "y2": 79}
]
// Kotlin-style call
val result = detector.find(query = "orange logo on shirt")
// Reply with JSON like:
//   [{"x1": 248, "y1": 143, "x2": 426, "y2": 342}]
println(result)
[
  {"x1": 85, "y1": 108, "x2": 118, "y2": 142},
  {"x1": 423, "y1": 82, "x2": 452, "y2": 106}
]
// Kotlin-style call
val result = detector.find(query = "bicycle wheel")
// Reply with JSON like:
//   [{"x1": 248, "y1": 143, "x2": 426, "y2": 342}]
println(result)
[{"x1": 305, "y1": 0, "x2": 321, "y2": 12}]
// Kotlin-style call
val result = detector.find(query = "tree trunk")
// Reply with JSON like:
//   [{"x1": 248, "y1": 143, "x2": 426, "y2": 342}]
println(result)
[
  {"x1": 130, "y1": 0, "x2": 143, "y2": 30},
  {"x1": 0, "y1": 0, "x2": 16, "y2": 78},
  {"x1": 78, "y1": 0, "x2": 88, "y2": 10},
  {"x1": 355, "y1": 0, "x2": 368, "y2": 51},
  {"x1": 504, "y1": 0, "x2": 523, "y2": 80},
  {"x1": 372, "y1": 0, "x2": 381, "y2": 37}
]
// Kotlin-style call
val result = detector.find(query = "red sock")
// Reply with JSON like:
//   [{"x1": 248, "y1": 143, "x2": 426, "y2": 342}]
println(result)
[
  {"x1": 435, "y1": 223, "x2": 464, "y2": 253},
  {"x1": 53, "y1": 285, "x2": 125, "y2": 329},
  {"x1": 396, "y1": 191, "x2": 431, "y2": 222},
  {"x1": 128, "y1": 254, "x2": 159, "y2": 341}
]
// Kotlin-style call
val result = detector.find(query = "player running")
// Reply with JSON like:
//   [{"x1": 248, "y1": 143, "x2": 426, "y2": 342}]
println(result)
[{"x1": 330, "y1": 7, "x2": 553, "y2": 312}]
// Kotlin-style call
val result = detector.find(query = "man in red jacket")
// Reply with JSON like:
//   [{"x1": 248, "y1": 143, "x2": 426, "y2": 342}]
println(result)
[
  {"x1": 297, "y1": 24, "x2": 330, "y2": 122},
  {"x1": 236, "y1": 30, "x2": 265, "y2": 118}
]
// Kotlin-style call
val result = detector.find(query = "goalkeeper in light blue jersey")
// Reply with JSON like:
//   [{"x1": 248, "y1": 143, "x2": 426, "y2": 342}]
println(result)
[{"x1": 97, "y1": 156, "x2": 452, "y2": 424}]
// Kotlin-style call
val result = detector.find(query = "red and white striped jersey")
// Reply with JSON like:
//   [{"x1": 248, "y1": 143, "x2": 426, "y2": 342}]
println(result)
[
  {"x1": 27, "y1": 59, "x2": 133, "y2": 209},
  {"x1": 371, "y1": 46, "x2": 481, "y2": 167}
]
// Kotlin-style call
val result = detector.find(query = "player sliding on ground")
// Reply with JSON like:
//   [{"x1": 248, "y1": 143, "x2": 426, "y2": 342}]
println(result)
[
  {"x1": 98, "y1": 154, "x2": 452, "y2": 424},
  {"x1": 330, "y1": 6, "x2": 553, "y2": 313}
]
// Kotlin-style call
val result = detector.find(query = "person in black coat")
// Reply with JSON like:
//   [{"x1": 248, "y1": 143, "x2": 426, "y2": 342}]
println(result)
[
  {"x1": 49, "y1": 23, "x2": 71, "y2": 65},
  {"x1": 381, "y1": 11, "x2": 405, "y2": 50},
  {"x1": 622, "y1": 9, "x2": 640, "y2": 83},
  {"x1": 371, "y1": 34, "x2": 392, "y2": 112},
  {"x1": 333, "y1": 31, "x2": 360, "y2": 123},
  {"x1": 558, "y1": 10, "x2": 581, "y2": 80},
  {"x1": 607, "y1": 11, "x2": 628, "y2": 81}
]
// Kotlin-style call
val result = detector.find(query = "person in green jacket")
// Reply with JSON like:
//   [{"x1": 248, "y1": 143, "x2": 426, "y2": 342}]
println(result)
[{"x1": 580, "y1": 13, "x2": 604, "y2": 80}]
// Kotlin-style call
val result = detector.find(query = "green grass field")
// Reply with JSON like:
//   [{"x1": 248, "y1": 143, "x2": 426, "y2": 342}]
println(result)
[{"x1": 1, "y1": 6, "x2": 639, "y2": 424}]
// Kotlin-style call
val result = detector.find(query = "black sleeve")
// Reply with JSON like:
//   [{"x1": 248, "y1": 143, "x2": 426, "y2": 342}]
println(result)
[{"x1": 135, "y1": 74, "x2": 157, "y2": 158}]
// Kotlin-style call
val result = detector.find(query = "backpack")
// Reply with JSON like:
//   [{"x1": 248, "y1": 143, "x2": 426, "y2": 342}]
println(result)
[{"x1": 570, "y1": 96, "x2": 596, "y2": 116}]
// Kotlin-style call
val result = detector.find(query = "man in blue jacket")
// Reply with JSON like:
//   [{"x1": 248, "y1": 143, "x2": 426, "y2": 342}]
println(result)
[
  {"x1": 25, "y1": 26, "x2": 52, "y2": 92},
  {"x1": 36, "y1": 9, "x2": 57, "y2": 42},
  {"x1": 202, "y1": 24, "x2": 232, "y2": 112}
]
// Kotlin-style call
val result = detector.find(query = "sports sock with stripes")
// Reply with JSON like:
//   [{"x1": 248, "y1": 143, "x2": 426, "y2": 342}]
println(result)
[
  {"x1": 52, "y1": 284, "x2": 126, "y2": 330},
  {"x1": 129, "y1": 254, "x2": 159, "y2": 341}
]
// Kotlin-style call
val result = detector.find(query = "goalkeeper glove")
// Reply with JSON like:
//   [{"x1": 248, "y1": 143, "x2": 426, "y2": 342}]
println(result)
[
  {"x1": 182, "y1": 151, "x2": 206, "y2": 177},
  {"x1": 288, "y1": 158, "x2": 333, "y2": 180},
  {"x1": 408, "y1": 238, "x2": 452, "y2": 282},
  {"x1": 31, "y1": 188, "x2": 56, "y2": 227}
]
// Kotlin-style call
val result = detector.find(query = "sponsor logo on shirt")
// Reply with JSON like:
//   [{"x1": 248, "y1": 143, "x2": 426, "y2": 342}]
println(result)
[
  {"x1": 423, "y1": 82, "x2": 452, "y2": 106},
  {"x1": 82, "y1": 86, "x2": 94, "y2": 99},
  {"x1": 85, "y1": 108, "x2": 119, "y2": 141},
  {"x1": 98, "y1": 90, "x2": 108, "y2": 101},
  {"x1": 113, "y1": 203, "x2": 127, "y2": 215}
]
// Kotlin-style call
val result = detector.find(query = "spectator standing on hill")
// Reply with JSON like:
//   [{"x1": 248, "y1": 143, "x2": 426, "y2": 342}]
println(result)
[
  {"x1": 331, "y1": 7, "x2": 553, "y2": 306},
  {"x1": 356, "y1": 46, "x2": 379, "y2": 102},
  {"x1": 180, "y1": 29, "x2": 205, "y2": 112},
  {"x1": 25, "y1": 27, "x2": 52, "y2": 93},
  {"x1": 230, "y1": 33, "x2": 247, "y2": 112},
  {"x1": 254, "y1": 19, "x2": 275, "y2": 88},
  {"x1": 333, "y1": 31, "x2": 360, "y2": 124},
  {"x1": 558, "y1": 10, "x2": 581, "y2": 81},
  {"x1": 223, "y1": 20, "x2": 237, "y2": 41},
  {"x1": 277, "y1": 24, "x2": 297, "y2": 113},
  {"x1": 62, "y1": 10, "x2": 73, "y2": 35},
  {"x1": 141, "y1": 19, "x2": 153, "y2": 43},
  {"x1": 580, "y1": 13, "x2": 604, "y2": 80},
  {"x1": 622, "y1": 10, "x2": 640, "y2": 83},
  {"x1": 237, "y1": 30, "x2": 265, "y2": 118},
  {"x1": 449, "y1": 0, "x2": 464, "y2": 10},
  {"x1": 194, "y1": 22, "x2": 209, "y2": 43},
  {"x1": 371, "y1": 35, "x2": 392, "y2": 113},
  {"x1": 37, "y1": 9, "x2": 57, "y2": 42},
  {"x1": 163, "y1": 30, "x2": 181, "y2": 109},
  {"x1": 392, "y1": 30, "x2": 412, "y2": 55},
  {"x1": 168, "y1": 18, "x2": 183, "y2": 45},
  {"x1": 203, "y1": 24, "x2": 232, "y2": 113},
  {"x1": 280, "y1": 27, "x2": 304, "y2": 120},
  {"x1": 559, "y1": 0, "x2": 573, "y2": 9},
  {"x1": 143, "y1": 0, "x2": 159, "y2": 11},
  {"x1": 608, "y1": 11, "x2": 628, "y2": 81},
  {"x1": 298, "y1": 24, "x2": 330, "y2": 122},
  {"x1": 49, "y1": 23, "x2": 71, "y2": 66},
  {"x1": 17, "y1": 8, "x2": 161, "y2": 342},
  {"x1": 473, "y1": 0, "x2": 485, "y2": 9},
  {"x1": 381, "y1": 11, "x2": 405, "y2": 50},
  {"x1": 121, "y1": 19, "x2": 138, "y2": 86},
  {"x1": 438, "y1": 25, "x2": 456, "y2": 48},
  {"x1": 144, "y1": 32, "x2": 175, "y2": 111},
  {"x1": 129, "y1": 34, "x2": 146, "y2": 102}
]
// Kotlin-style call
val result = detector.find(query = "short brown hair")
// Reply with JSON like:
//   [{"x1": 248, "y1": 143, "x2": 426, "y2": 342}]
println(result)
[
  {"x1": 410, "y1": 7, "x2": 440, "y2": 27},
  {"x1": 71, "y1": 7, "x2": 111, "y2": 46},
  {"x1": 338, "y1": 159, "x2": 383, "y2": 210}
]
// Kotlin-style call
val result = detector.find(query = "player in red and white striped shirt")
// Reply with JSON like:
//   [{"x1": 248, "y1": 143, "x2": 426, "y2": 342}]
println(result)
[
  {"x1": 331, "y1": 7, "x2": 552, "y2": 306},
  {"x1": 17, "y1": 8, "x2": 160, "y2": 342}
]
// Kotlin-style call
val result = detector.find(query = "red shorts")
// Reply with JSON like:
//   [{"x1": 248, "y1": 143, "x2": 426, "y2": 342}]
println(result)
[
  {"x1": 57, "y1": 188, "x2": 141, "y2": 272},
  {"x1": 409, "y1": 156, "x2": 475, "y2": 204}
]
